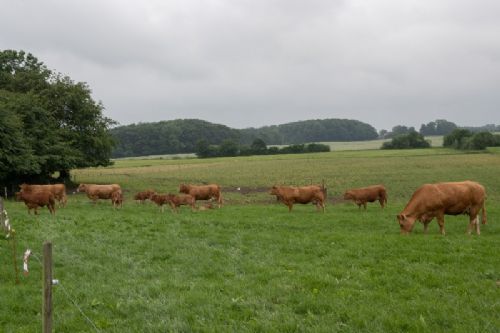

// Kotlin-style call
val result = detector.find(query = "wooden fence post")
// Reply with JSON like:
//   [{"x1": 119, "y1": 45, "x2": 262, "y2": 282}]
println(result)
[{"x1": 43, "y1": 242, "x2": 53, "y2": 333}]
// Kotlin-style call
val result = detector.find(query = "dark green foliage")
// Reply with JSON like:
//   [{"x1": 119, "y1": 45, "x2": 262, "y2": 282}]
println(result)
[
  {"x1": 111, "y1": 119, "x2": 240, "y2": 157},
  {"x1": 0, "y1": 50, "x2": 114, "y2": 189},
  {"x1": 385, "y1": 125, "x2": 415, "y2": 138},
  {"x1": 195, "y1": 139, "x2": 330, "y2": 158},
  {"x1": 219, "y1": 140, "x2": 239, "y2": 157},
  {"x1": 466, "y1": 132, "x2": 497, "y2": 150},
  {"x1": 382, "y1": 131, "x2": 430, "y2": 149},
  {"x1": 443, "y1": 129, "x2": 473, "y2": 148},
  {"x1": 419, "y1": 119, "x2": 457, "y2": 135},
  {"x1": 443, "y1": 129, "x2": 500, "y2": 150},
  {"x1": 112, "y1": 118, "x2": 377, "y2": 157},
  {"x1": 239, "y1": 118, "x2": 378, "y2": 145},
  {"x1": 250, "y1": 138, "x2": 267, "y2": 154}
]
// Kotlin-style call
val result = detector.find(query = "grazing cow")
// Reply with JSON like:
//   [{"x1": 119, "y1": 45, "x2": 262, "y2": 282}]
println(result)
[
  {"x1": 397, "y1": 181, "x2": 487, "y2": 235},
  {"x1": 165, "y1": 194, "x2": 196, "y2": 213},
  {"x1": 344, "y1": 185, "x2": 387, "y2": 209},
  {"x1": 77, "y1": 184, "x2": 122, "y2": 204},
  {"x1": 179, "y1": 184, "x2": 222, "y2": 208},
  {"x1": 269, "y1": 185, "x2": 326, "y2": 212},
  {"x1": 133, "y1": 189, "x2": 155, "y2": 203},
  {"x1": 151, "y1": 193, "x2": 169, "y2": 212},
  {"x1": 111, "y1": 190, "x2": 124, "y2": 209},
  {"x1": 15, "y1": 190, "x2": 55, "y2": 215},
  {"x1": 20, "y1": 183, "x2": 67, "y2": 207}
]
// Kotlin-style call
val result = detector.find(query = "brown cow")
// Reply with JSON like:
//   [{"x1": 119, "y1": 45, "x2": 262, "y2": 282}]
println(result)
[
  {"x1": 151, "y1": 193, "x2": 169, "y2": 212},
  {"x1": 77, "y1": 184, "x2": 122, "y2": 204},
  {"x1": 111, "y1": 190, "x2": 124, "y2": 209},
  {"x1": 20, "y1": 183, "x2": 67, "y2": 207},
  {"x1": 397, "y1": 181, "x2": 487, "y2": 235},
  {"x1": 344, "y1": 185, "x2": 387, "y2": 209},
  {"x1": 269, "y1": 185, "x2": 326, "y2": 212},
  {"x1": 16, "y1": 190, "x2": 55, "y2": 215},
  {"x1": 165, "y1": 194, "x2": 196, "y2": 213},
  {"x1": 179, "y1": 184, "x2": 222, "y2": 208},
  {"x1": 133, "y1": 189, "x2": 155, "y2": 203}
]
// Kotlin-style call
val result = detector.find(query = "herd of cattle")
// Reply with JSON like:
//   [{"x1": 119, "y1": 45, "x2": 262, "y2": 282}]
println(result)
[{"x1": 14, "y1": 180, "x2": 487, "y2": 235}]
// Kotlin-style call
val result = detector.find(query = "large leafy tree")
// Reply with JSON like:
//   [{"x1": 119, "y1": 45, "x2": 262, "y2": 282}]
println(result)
[{"x1": 0, "y1": 50, "x2": 115, "y2": 189}]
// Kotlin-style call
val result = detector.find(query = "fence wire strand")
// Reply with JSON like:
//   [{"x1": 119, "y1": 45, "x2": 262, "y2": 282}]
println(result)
[{"x1": 29, "y1": 251, "x2": 101, "y2": 333}]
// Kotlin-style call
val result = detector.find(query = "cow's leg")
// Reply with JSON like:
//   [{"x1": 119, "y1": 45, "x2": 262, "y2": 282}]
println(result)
[
  {"x1": 379, "y1": 198, "x2": 385, "y2": 208},
  {"x1": 423, "y1": 221, "x2": 430, "y2": 234},
  {"x1": 363, "y1": 202, "x2": 367, "y2": 210},
  {"x1": 287, "y1": 202, "x2": 293, "y2": 212},
  {"x1": 468, "y1": 215, "x2": 480, "y2": 235},
  {"x1": 436, "y1": 214, "x2": 445, "y2": 235}
]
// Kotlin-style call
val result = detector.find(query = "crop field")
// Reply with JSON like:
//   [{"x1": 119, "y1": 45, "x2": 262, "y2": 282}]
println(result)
[{"x1": 1, "y1": 148, "x2": 499, "y2": 332}]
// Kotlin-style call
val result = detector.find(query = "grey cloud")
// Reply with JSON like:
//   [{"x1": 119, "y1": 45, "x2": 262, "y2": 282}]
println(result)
[{"x1": 1, "y1": 0, "x2": 499, "y2": 130}]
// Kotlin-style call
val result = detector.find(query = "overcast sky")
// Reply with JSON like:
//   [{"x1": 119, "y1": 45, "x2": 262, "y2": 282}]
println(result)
[{"x1": 1, "y1": 0, "x2": 499, "y2": 130}]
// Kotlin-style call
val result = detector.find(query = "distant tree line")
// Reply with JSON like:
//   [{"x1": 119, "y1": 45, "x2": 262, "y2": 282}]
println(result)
[
  {"x1": 239, "y1": 119, "x2": 378, "y2": 145},
  {"x1": 379, "y1": 119, "x2": 459, "y2": 139},
  {"x1": 381, "y1": 127, "x2": 500, "y2": 150},
  {"x1": 381, "y1": 131, "x2": 431, "y2": 149},
  {"x1": 443, "y1": 129, "x2": 500, "y2": 150},
  {"x1": 111, "y1": 118, "x2": 377, "y2": 158},
  {"x1": 110, "y1": 119, "x2": 240, "y2": 157},
  {"x1": 195, "y1": 139, "x2": 330, "y2": 158}
]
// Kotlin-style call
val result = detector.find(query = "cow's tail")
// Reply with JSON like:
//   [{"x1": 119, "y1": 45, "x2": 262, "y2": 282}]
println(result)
[{"x1": 481, "y1": 201, "x2": 487, "y2": 225}]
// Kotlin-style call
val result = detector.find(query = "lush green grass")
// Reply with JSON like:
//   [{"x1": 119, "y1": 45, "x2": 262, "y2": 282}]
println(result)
[{"x1": 1, "y1": 148, "x2": 499, "y2": 332}]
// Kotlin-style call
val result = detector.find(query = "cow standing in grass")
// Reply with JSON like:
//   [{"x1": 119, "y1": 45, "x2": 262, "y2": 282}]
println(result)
[
  {"x1": 165, "y1": 194, "x2": 196, "y2": 213},
  {"x1": 77, "y1": 184, "x2": 122, "y2": 204},
  {"x1": 151, "y1": 193, "x2": 169, "y2": 212},
  {"x1": 20, "y1": 183, "x2": 67, "y2": 207},
  {"x1": 179, "y1": 184, "x2": 222, "y2": 208},
  {"x1": 344, "y1": 185, "x2": 387, "y2": 209},
  {"x1": 134, "y1": 189, "x2": 155, "y2": 203},
  {"x1": 270, "y1": 185, "x2": 326, "y2": 212},
  {"x1": 16, "y1": 191, "x2": 55, "y2": 215},
  {"x1": 111, "y1": 190, "x2": 124, "y2": 209},
  {"x1": 397, "y1": 181, "x2": 487, "y2": 235}
]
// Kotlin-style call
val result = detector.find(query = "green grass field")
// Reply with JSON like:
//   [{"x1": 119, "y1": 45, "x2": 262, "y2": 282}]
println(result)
[{"x1": 1, "y1": 148, "x2": 499, "y2": 332}]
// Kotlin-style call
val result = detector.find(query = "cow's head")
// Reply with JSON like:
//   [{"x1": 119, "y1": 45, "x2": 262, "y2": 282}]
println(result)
[
  {"x1": 179, "y1": 184, "x2": 189, "y2": 194},
  {"x1": 397, "y1": 213, "x2": 417, "y2": 234},
  {"x1": 343, "y1": 191, "x2": 353, "y2": 200},
  {"x1": 76, "y1": 184, "x2": 86, "y2": 193},
  {"x1": 269, "y1": 186, "x2": 279, "y2": 195}
]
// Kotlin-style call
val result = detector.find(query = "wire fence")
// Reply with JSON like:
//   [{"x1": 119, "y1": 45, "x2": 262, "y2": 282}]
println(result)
[
  {"x1": 29, "y1": 251, "x2": 102, "y2": 333},
  {"x1": 2, "y1": 197, "x2": 100, "y2": 333}
]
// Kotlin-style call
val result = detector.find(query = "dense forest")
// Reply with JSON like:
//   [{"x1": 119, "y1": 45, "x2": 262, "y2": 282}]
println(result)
[
  {"x1": 0, "y1": 50, "x2": 114, "y2": 191},
  {"x1": 111, "y1": 118, "x2": 378, "y2": 157},
  {"x1": 110, "y1": 119, "x2": 240, "y2": 157}
]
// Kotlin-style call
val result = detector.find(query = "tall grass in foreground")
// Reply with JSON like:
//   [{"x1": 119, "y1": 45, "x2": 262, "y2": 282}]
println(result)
[{"x1": 1, "y1": 148, "x2": 499, "y2": 332}]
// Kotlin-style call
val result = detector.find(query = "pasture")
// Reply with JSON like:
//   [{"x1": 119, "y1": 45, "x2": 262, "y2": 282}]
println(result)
[{"x1": 1, "y1": 148, "x2": 499, "y2": 332}]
